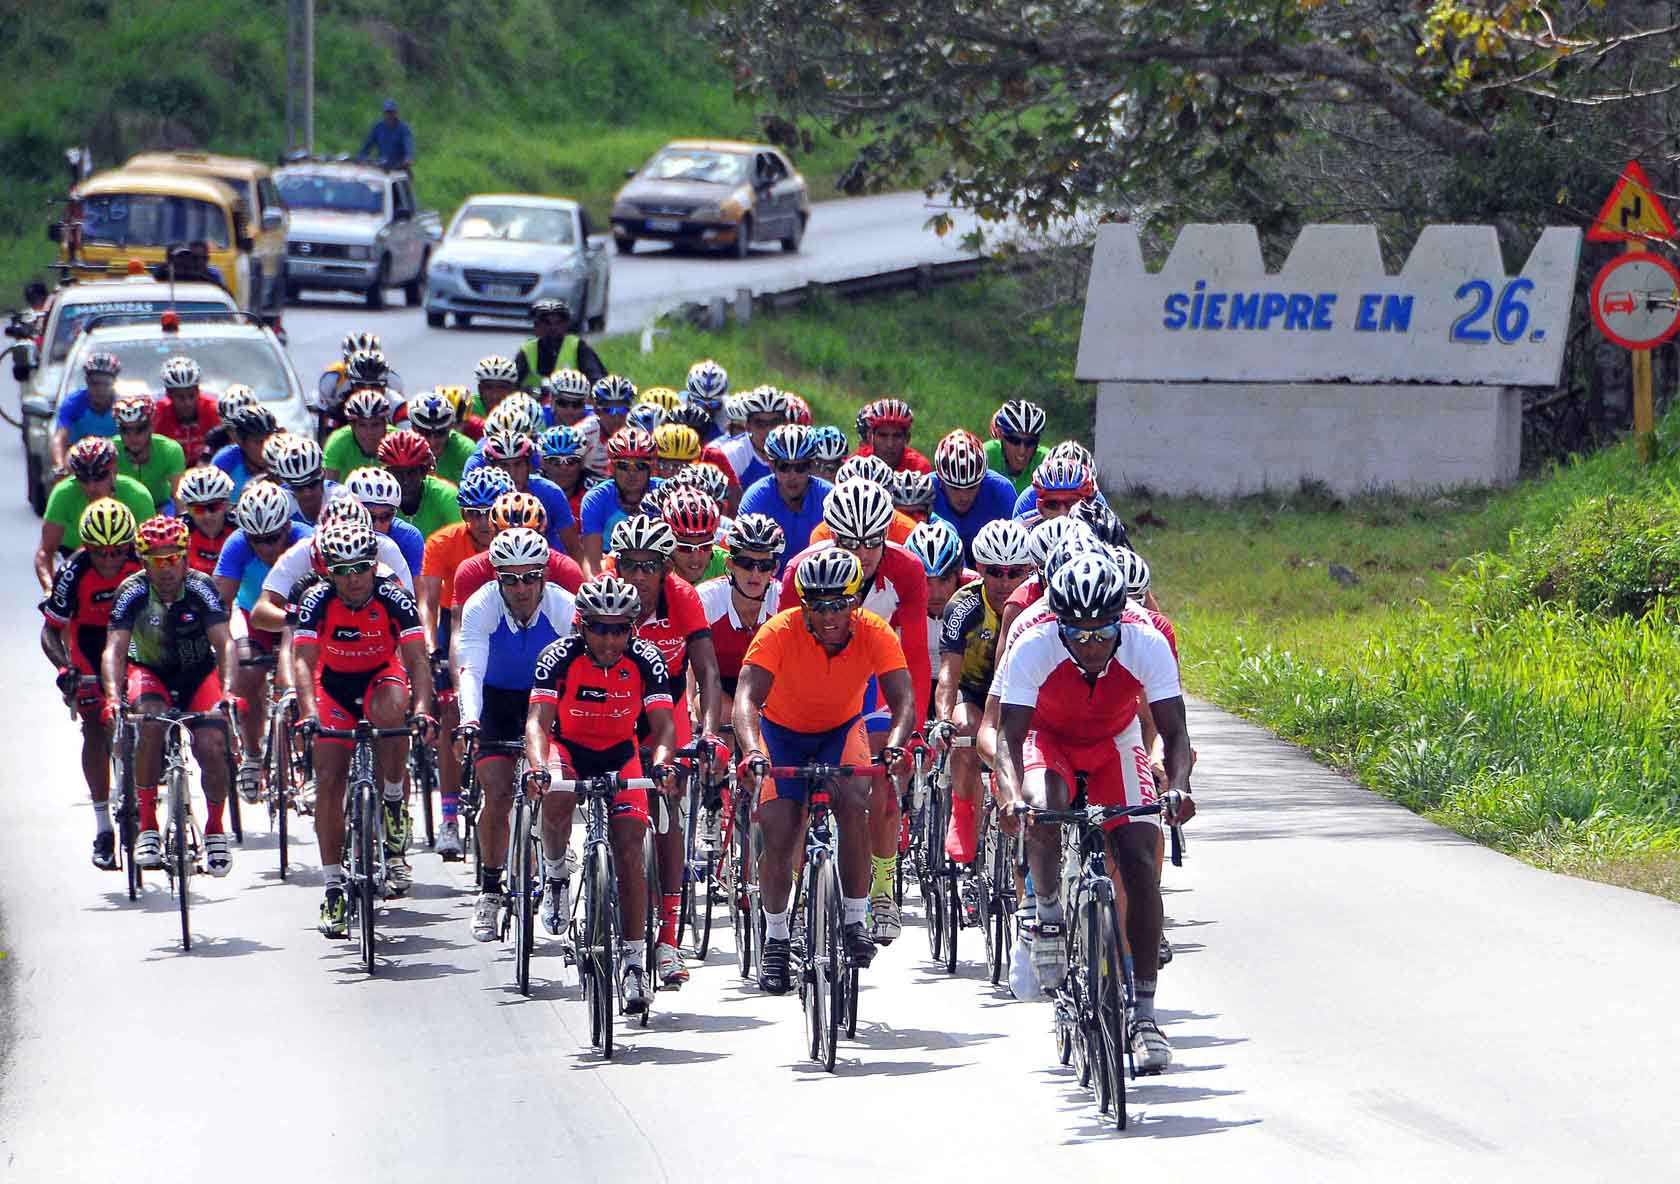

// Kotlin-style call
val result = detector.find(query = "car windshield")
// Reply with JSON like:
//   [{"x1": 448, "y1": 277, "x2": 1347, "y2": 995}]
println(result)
[
  {"x1": 80, "y1": 195, "x2": 230, "y2": 250},
  {"x1": 48, "y1": 300, "x2": 233, "y2": 363},
  {"x1": 642, "y1": 149, "x2": 749, "y2": 185},
  {"x1": 69, "y1": 333, "x2": 295, "y2": 403},
  {"x1": 276, "y1": 174, "x2": 384, "y2": 214},
  {"x1": 451, "y1": 204, "x2": 575, "y2": 245}
]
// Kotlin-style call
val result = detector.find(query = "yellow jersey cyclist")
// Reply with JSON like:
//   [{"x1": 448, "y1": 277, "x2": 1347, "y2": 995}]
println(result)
[
  {"x1": 929, "y1": 518, "x2": 1033, "y2": 862},
  {"x1": 733, "y1": 549, "x2": 917, "y2": 996}
]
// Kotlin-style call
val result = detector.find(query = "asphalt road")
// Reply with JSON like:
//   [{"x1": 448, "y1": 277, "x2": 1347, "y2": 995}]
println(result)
[{"x1": 4, "y1": 194, "x2": 1680, "y2": 1179}]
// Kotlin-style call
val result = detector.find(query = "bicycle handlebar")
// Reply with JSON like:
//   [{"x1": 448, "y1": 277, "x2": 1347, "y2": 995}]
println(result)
[
  {"x1": 762, "y1": 763, "x2": 887, "y2": 780},
  {"x1": 312, "y1": 722, "x2": 420, "y2": 740},
  {"x1": 1026, "y1": 791, "x2": 1186, "y2": 867}
]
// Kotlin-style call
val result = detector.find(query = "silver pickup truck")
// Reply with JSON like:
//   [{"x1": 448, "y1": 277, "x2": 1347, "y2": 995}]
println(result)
[{"x1": 274, "y1": 160, "x2": 442, "y2": 308}]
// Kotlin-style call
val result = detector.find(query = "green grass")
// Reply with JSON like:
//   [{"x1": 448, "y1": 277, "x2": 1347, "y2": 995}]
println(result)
[
  {"x1": 595, "y1": 276, "x2": 1680, "y2": 899},
  {"x1": 0, "y1": 0, "x2": 861, "y2": 298}
]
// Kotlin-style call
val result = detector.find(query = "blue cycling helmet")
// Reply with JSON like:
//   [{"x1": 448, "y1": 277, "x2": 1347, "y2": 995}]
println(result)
[
  {"x1": 764, "y1": 423, "x2": 816, "y2": 464},
  {"x1": 538, "y1": 424, "x2": 586, "y2": 462},
  {"x1": 458, "y1": 467, "x2": 516, "y2": 509},
  {"x1": 810, "y1": 425, "x2": 848, "y2": 463},
  {"x1": 904, "y1": 519, "x2": 963, "y2": 578},
  {"x1": 625, "y1": 402, "x2": 665, "y2": 434}
]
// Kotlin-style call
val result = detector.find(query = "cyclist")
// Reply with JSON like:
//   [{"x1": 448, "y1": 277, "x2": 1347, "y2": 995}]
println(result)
[
  {"x1": 720, "y1": 393, "x2": 749, "y2": 440},
  {"x1": 782, "y1": 478, "x2": 931, "y2": 942},
  {"x1": 695, "y1": 513, "x2": 785, "y2": 723},
  {"x1": 662, "y1": 488, "x2": 728, "y2": 585},
  {"x1": 51, "y1": 350, "x2": 121, "y2": 472},
  {"x1": 605, "y1": 515, "x2": 726, "y2": 987},
  {"x1": 683, "y1": 359, "x2": 729, "y2": 443},
  {"x1": 316, "y1": 334, "x2": 404, "y2": 427},
  {"x1": 514, "y1": 298, "x2": 606, "y2": 390},
  {"x1": 661, "y1": 409, "x2": 741, "y2": 493},
  {"x1": 37, "y1": 438, "x2": 156, "y2": 594},
  {"x1": 379, "y1": 430, "x2": 461, "y2": 540},
  {"x1": 808, "y1": 455, "x2": 917, "y2": 546},
  {"x1": 535, "y1": 424, "x2": 592, "y2": 520},
  {"x1": 323, "y1": 388, "x2": 393, "y2": 482},
  {"x1": 526, "y1": 576, "x2": 679, "y2": 1013},
  {"x1": 993, "y1": 552, "x2": 1195, "y2": 1071},
  {"x1": 664, "y1": 462, "x2": 732, "y2": 523},
  {"x1": 810, "y1": 425, "x2": 848, "y2": 484},
  {"x1": 407, "y1": 390, "x2": 477, "y2": 484},
  {"x1": 587, "y1": 375, "x2": 637, "y2": 473},
  {"x1": 214, "y1": 480, "x2": 312, "y2": 800},
  {"x1": 717, "y1": 384, "x2": 787, "y2": 491},
  {"x1": 932, "y1": 429, "x2": 1019, "y2": 559},
  {"x1": 294, "y1": 521, "x2": 436, "y2": 930},
  {"x1": 890, "y1": 469, "x2": 937, "y2": 524},
  {"x1": 203, "y1": 386, "x2": 256, "y2": 459},
  {"x1": 112, "y1": 395, "x2": 185, "y2": 513},
  {"x1": 468, "y1": 428, "x2": 584, "y2": 558},
  {"x1": 904, "y1": 519, "x2": 970, "y2": 691},
  {"x1": 735, "y1": 424, "x2": 831, "y2": 568},
  {"x1": 101, "y1": 515, "x2": 241, "y2": 876},
  {"x1": 453, "y1": 527, "x2": 579, "y2": 940},
  {"x1": 734, "y1": 548, "x2": 916, "y2": 993},
  {"x1": 853, "y1": 398, "x2": 931, "y2": 474},
  {"x1": 175, "y1": 465, "x2": 238, "y2": 575},
  {"x1": 210, "y1": 400, "x2": 278, "y2": 498},
  {"x1": 346, "y1": 466, "x2": 426, "y2": 580},
  {"x1": 417, "y1": 469, "x2": 516, "y2": 859},
  {"x1": 152, "y1": 356, "x2": 221, "y2": 465},
  {"x1": 452, "y1": 490, "x2": 585, "y2": 605},
  {"x1": 467, "y1": 356, "x2": 520, "y2": 424},
  {"x1": 987, "y1": 400, "x2": 1049, "y2": 495},
  {"x1": 995, "y1": 517, "x2": 1096, "y2": 663},
  {"x1": 931, "y1": 519, "x2": 1032, "y2": 861},
  {"x1": 40, "y1": 498, "x2": 141, "y2": 869},
  {"x1": 579, "y1": 427, "x2": 664, "y2": 576},
  {"x1": 1070, "y1": 497, "x2": 1132, "y2": 558},
  {"x1": 266, "y1": 434, "x2": 339, "y2": 526},
  {"x1": 543, "y1": 370, "x2": 603, "y2": 472},
  {"x1": 1013, "y1": 448, "x2": 1109, "y2": 525}
]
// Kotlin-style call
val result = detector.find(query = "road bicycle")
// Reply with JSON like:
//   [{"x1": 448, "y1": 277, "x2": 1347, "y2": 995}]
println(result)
[
  {"x1": 715, "y1": 751, "x2": 761, "y2": 981},
  {"x1": 480, "y1": 742, "x2": 536, "y2": 995},
  {"x1": 1032, "y1": 790, "x2": 1184, "y2": 1130}
]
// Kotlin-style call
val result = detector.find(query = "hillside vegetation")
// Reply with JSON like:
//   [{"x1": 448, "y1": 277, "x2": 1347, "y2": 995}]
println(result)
[{"x1": 0, "y1": 0, "x2": 857, "y2": 297}]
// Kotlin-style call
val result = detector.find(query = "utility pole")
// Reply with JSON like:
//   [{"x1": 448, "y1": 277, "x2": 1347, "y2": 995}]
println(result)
[{"x1": 284, "y1": 0, "x2": 315, "y2": 155}]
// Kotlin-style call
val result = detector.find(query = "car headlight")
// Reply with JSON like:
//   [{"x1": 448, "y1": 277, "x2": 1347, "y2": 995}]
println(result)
[
  {"x1": 691, "y1": 204, "x2": 723, "y2": 220},
  {"x1": 549, "y1": 259, "x2": 584, "y2": 278},
  {"x1": 430, "y1": 259, "x2": 455, "y2": 276},
  {"x1": 346, "y1": 245, "x2": 371, "y2": 261}
]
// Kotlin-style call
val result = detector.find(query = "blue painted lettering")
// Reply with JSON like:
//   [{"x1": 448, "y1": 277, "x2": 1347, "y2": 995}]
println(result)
[
  {"x1": 1163, "y1": 292, "x2": 1188, "y2": 330},
  {"x1": 1355, "y1": 293, "x2": 1381, "y2": 332},
  {"x1": 1284, "y1": 293, "x2": 1314, "y2": 330},
  {"x1": 1311, "y1": 293, "x2": 1336, "y2": 330},
  {"x1": 1204, "y1": 292, "x2": 1227, "y2": 330},
  {"x1": 1228, "y1": 292, "x2": 1259, "y2": 329},
  {"x1": 1380, "y1": 294, "x2": 1413, "y2": 332},
  {"x1": 1258, "y1": 292, "x2": 1288, "y2": 328}
]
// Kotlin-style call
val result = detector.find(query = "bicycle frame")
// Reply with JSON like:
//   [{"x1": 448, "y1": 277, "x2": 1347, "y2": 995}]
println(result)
[{"x1": 314, "y1": 720, "x2": 415, "y2": 975}]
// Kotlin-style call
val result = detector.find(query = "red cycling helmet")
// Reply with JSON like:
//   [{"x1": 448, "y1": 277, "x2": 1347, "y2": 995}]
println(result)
[
  {"x1": 858, "y1": 397, "x2": 913, "y2": 433},
  {"x1": 606, "y1": 425, "x2": 658, "y2": 461},
  {"x1": 660, "y1": 487, "x2": 720, "y2": 538},
  {"x1": 67, "y1": 436, "x2": 118, "y2": 481},
  {"x1": 135, "y1": 514, "x2": 190, "y2": 559},
  {"x1": 785, "y1": 394, "x2": 813, "y2": 426},
  {"x1": 377, "y1": 428, "x2": 435, "y2": 471}
]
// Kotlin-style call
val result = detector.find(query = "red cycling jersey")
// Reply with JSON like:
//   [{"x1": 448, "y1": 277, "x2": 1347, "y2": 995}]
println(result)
[
  {"x1": 187, "y1": 522, "x2": 235, "y2": 575},
  {"x1": 40, "y1": 549, "x2": 142, "y2": 671},
  {"x1": 695, "y1": 575, "x2": 780, "y2": 681},
  {"x1": 292, "y1": 577, "x2": 424, "y2": 672},
  {"x1": 529, "y1": 634, "x2": 673, "y2": 750},
  {"x1": 152, "y1": 395, "x2": 221, "y2": 465},
  {"x1": 780, "y1": 539, "x2": 931, "y2": 712},
  {"x1": 995, "y1": 610, "x2": 1181, "y2": 746},
  {"x1": 848, "y1": 442, "x2": 933, "y2": 475}
]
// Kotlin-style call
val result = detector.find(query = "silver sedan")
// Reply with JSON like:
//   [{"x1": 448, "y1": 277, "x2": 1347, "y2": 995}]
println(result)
[{"x1": 423, "y1": 195, "x2": 611, "y2": 330}]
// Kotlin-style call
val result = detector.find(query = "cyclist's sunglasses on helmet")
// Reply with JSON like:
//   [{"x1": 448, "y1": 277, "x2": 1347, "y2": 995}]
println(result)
[
  {"x1": 583, "y1": 619, "x2": 632, "y2": 636},
  {"x1": 730, "y1": 555, "x2": 778, "y2": 574},
  {"x1": 982, "y1": 564, "x2": 1031, "y2": 579},
  {"x1": 802, "y1": 595, "x2": 854, "y2": 614},
  {"x1": 1059, "y1": 619, "x2": 1122, "y2": 645},
  {"x1": 617, "y1": 557, "x2": 663, "y2": 575},
  {"x1": 496, "y1": 570, "x2": 545, "y2": 586},
  {"x1": 329, "y1": 560, "x2": 376, "y2": 577},
  {"x1": 834, "y1": 532, "x2": 887, "y2": 551}
]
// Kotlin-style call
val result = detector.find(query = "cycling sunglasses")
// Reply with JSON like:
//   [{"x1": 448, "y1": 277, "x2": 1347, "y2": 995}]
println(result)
[
  {"x1": 616, "y1": 557, "x2": 664, "y2": 575},
  {"x1": 496, "y1": 570, "x2": 545, "y2": 586},
  {"x1": 982, "y1": 564, "x2": 1031, "y2": 579},
  {"x1": 674, "y1": 539, "x2": 714, "y2": 554},
  {"x1": 329, "y1": 560, "x2": 376, "y2": 577},
  {"x1": 185, "y1": 500, "x2": 228, "y2": 515},
  {"x1": 367, "y1": 509, "x2": 397, "y2": 526},
  {"x1": 613, "y1": 461, "x2": 652, "y2": 474},
  {"x1": 802, "y1": 595, "x2": 854, "y2": 614},
  {"x1": 595, "y1": 402, "x2": 632, "y2": 416},
  {"x1": 546, "y1": 454, "x2": 585, "y2": 466},
  {"x1": 583, "y1": 620, "x2": 632, "y2": 637},
  {"x1": 1001, "y1": 432, "x2": 1039, "y2": 449},
  {"x1": 282, "y1": 475, "x2": 323, "y2": 491},
  {"x1": 730, "y1": 556, "x2": 778, "y2": 574},
  {"x1": 1060, "y1": 619, "x2": 1122, "y2": 645},
  {"x1": 247, "y1": 530, "x2": 286, "y2": 547},
  {"x1": 462, "y1": 507, "x2": 493, "y2": 521},
  {"x1": 552, "y1": 394, "x2": 587, "y2": 408},
  {"x1": 143, "y1": 551, "x2": 187, "y2": 569},
  {"x1": 834, "y1": 533, "x2": 887, "y2": 551},
  {"x1": 772, "y1": 460, "x2": 812, "y2": 474},
  {"x1": 1037, "y1": 497, "x2": 1077, "y2": 513}
]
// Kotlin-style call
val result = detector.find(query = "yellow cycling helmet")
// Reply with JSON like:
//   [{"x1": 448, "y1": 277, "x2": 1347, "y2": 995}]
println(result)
[
  {"x1": 79, "y1": 497, "x2": 138, "y2": 548},
  {"x1": 794, "y1": 548, "x2": 864, "y2": 601},
  {"x1": 653, "y1": 422, "x2": 702, "y2": 463},
  {"x1": 640, "y1": 386, "x2": 683, "y2": 415},
  {"x1": 435, "y1": 385, "x2": 472, "y2": 418}
]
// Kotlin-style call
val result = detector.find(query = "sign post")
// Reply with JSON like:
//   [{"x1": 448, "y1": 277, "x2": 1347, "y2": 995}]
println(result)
[{"x1": 1587, "y1": 160, "x2": 1677, "y2": 462}]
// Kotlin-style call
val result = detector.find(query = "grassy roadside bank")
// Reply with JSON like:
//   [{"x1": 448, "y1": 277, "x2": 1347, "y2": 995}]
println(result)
[
  {"x1": 604, "y1": 276, "x2": 1680, "y2": 900},
  {"x1": 0, "y1": 0, "x2": 859, "y2": 297}
]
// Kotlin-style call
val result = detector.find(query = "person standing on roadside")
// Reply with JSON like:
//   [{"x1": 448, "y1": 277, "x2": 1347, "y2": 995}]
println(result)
[{"x1": 359, "y1": 99, "x2": 414, "y2": 170}]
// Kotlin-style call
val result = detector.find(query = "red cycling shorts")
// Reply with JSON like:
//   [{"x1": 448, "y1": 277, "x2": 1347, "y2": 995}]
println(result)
[
  {"x1": 127, "y1": 665, "x2": 222, "y2": 713},
  {"x1": 1023, "y1": 718, "x2": 1155, "y2": 830},
  {"x1": 315, "y1": 657, "x2": 409, "y2": 747},
  {"x1": 545, "y1": 738, "x2": 649, "y2": 826}
]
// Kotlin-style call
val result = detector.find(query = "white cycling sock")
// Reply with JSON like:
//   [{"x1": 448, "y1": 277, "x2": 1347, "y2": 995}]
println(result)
[
  {"x1": 543, "y1": 855, "x2": 569, "y2": 883},
  {"x1": 842, "y1": 896, "x2": 869, "y2": 927},
  {"x1": 324, "y1": 865, "x2": 346, "y2": 886},
  {"x1": 623, "y1": 939, "x2": 646, "y2": 968},
  {"x1": 92, "y1": 800, "x2": 113, "y2": 835},
  {"x1": 382, "y1": 779, "x2": 405, "y2": 802},
  {"x1": 764, "y1": 907, "x2": 791, "y2": 940},
  {"x1": 1037, "y1": 889, "x2": 1062, "y2": 924},
  {"x1": 1135, "y1": 979, "x2": 1157, "y2": 1023}
]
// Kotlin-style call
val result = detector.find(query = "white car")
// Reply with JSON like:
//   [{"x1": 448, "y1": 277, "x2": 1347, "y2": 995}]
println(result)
[{"x1": 424, "y1": 194, "x2": 610, "y2": 330}]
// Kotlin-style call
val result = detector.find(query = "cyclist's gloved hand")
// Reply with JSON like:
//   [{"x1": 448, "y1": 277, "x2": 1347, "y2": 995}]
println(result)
[
  {"x1": 700, "y1": 732, "x2": 732, "y2": 775},
  {"x1": 412, "y1": 713, "x2": 439, "y2": 743},
  {"x1": 220, "y1": 694, "x2": 247, "y2": 718},
  {"x1": 522, "y1": 767, "x2": 551, "y2": 796},
  {"x1": 99, "y1": 697, "x2": 122, "y2": 727},
  {"x1": 652, "y1": 762, "x2": 679, "y2": 791},
  {"x1": 879, "y1": 745, "x2": 908, "y2": 776},
  {"x1": 55, "y1": 666, "x2": 79, "y2": 701},
  {"x1": 737, "y1": 750, "x2": 768, "y2": 789},
  {"x1": 925, "y1": 720, "x2": 955, "y2": 750},
  {"x1": 296, "y1": 717, "x2": 319, "y2": 739}
]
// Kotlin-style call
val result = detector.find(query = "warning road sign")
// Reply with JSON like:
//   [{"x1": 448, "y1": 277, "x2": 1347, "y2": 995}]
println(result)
[
  {"x1": 1587, "y1": 160, "x2": 1675, "y2": 245},
  {"x1": 1589, "y1": 252, "x2": 1680, "y2": 349}
]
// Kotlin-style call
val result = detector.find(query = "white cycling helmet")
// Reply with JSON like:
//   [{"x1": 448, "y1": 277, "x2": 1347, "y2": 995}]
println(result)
[
  {"x1": 235, "y1": 480, "x2": 294, "y2": 535},
  {"x1": 794, "y1": 548, "x2": 864, "y2": 600},
  {"x1": 474, "y1": 355, "x2": 519, "y2": 384},
  {"x1": 891, "y1": 468, "x2": 935, "y2": 510},
  {"x1": 737, "y1": 383, "x2": 789, "y2": 417},
  {"x1": 320, "y1": 490, "x2": 372, "y2": 528},
  {"x1": 822, "y1": 478, "x2": 895, "y2": 542},
  {"x1": 834, "y1": 454, "x2": 894, "y2": 489},
  {"x1": 993, "y1": 399, "x2": 1046, "y2": 439},
  {"x1": 486, "y1": 392, "x2": 546, "y2": 439},
  {"x1": 217, "y1": 384, "x2": 257, "y2": 421},
  {"x1": 346, "y1": 465, "x2": 401, "y2": 508},
  {"x1": 721, "y1": 393, "x2": 749, "y2": 425},
  {"x1": 934, "y1": 429, "x2": 988, "y2": 488},
  {"x1": 316, "y1": 520, "x2": 379, "y2": 566},
  {"x1": 971, "y1": 519, "x2": 1032, "y2": 568},
  {"x1": 343, "y1": 388, "x2": 390, "y2": 421},
  {"x1": 160, "y1": 356, "x2": 201, "y2": 389},
  {"x1": 725, "y1": 512, "x2": 786, "y2": 555},
  {"x1": 610, "y1": 514, "x2": 676, "y2": 557},
  {"x1": 269, "y1": 435, "x2": 324, "y2": 485},
  {"x1": 1047, "y1": 439, "x2": 1096, "y2": 473},
  {"x1": 1028, "y1": 516, "x2": 1095, "y2": 570},
  {"x1": 1114, "y1": 547, "x2": 1151, "y2": 600},
  {"x1": 548, "y1": 367, "x2": 593, "y2": 401},
  {"x1": 686, "y1": 358, "x2": 729, "y2": 405},
  {"x1": 1048, "y1": 552, "x2": 1128, "y2": 621},
  {"x1": 341, "y1": 330, "x2": 381, "y2": 359},
  {"x1": 177, "y1": 464, "x2": 235, "y2": 506},
  {"x1": 406, "y1": 390, "x2": 458, "y2": 432},
  {"x1": 488, "y1": 526, "x2": 550, "y2": 569},
  {"x1": 904, "y1": 519, "x2": 963, "y2": 578},
  {"x1": 592, "y1": 374, "x2": 639, "y2": 407},
  {"x1": 575, "y1": 575, "x2": 641, "y2": 619}
]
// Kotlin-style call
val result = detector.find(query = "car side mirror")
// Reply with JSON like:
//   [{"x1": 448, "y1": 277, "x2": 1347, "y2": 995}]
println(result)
[
  {"x1": 261, "y1": 208, "x2": 284, "y2": 231},
  {"x1": 393, "y1": 206, "x2": 412, "y2": 222},
  {"x1": 586, "y1": 234, "x2": 608, "y2": 253}
]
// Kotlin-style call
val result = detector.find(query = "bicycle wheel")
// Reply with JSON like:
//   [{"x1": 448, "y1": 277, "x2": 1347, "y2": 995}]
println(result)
[
  {"x1": 942, "y1": 869, "x2": 960, "y2": 975},
  {"x1": 513, "y1": 793, "x2": 534, "y2": 995},
  {"x1": 822, "y1": 857, "x2": 844, "y2": 1071},
  {"x1": 269, "y1": 705, "x2": 292, "y2": 879},
  {"x1": 356, "y1": 780, "x2": 377, "y2": 974},
  {"x1": 803, "y1": 854, "x2": 829, "y2": 1067},
  {"x1": 732, "y1": 799, "x2": 756, "y2": 979},
  {"x1": 226, "y1": 757, "x2": 243, "y2": 844},
  {"x1": 1093, "y1": 896, "x2": 1129, "y2": 1130},
  {"x1": 171, "y1": 764, "x2": 191, "y2": 951},
  {"x1": 693, "y1": 847, "x2": 714, "y2": 959},
  {"x1": 597, "y1": 845, "x2": 619, "y2": 1059},
  {"x1": 639, "y1": 830, "x2": 658, "y2": 1027},
  {"x1": 461, "y1": 763, "x2": 480, "y2": 882},
  {"x1": 581, "y1": 845, "x2": 604, "y2": 1050},
  {"x1": 413, "y1": 744, "x2": 437, "y2": 850},
  {"x1": 114, "y1": 726, "x2": 140, "y2": 901}
]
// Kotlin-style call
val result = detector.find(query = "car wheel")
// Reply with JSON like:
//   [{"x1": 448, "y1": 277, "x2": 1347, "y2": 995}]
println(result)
[
  {"x1": 614, "y1": 236, "x2": 636, "y2": 256},
  {"x1": 365, "y1": 257, "x2": 389, "y2": 310},
  {"x1": 733, "y1": 216, "x2": 753, "y2": 260},
  {"x1": 426, "y1": 310, "x2": 445, "y2": 328},
  {"x1": 781, "y1": 214, "x2": 806, "y2": 253},
  {"x1": 26, "y1": 450, "x2": 45, "y2": 517},
  {"x1": 403, "y1": 253, "x2": 427, "y2": 306},
  {"x1": 455, "y1": 313, "x2": 473, "y2": 328}
]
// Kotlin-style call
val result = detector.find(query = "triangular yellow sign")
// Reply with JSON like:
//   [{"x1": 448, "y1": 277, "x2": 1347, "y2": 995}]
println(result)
[{"x1": 1589, "y1": 160, "x2": 1675, "y2": 244}]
